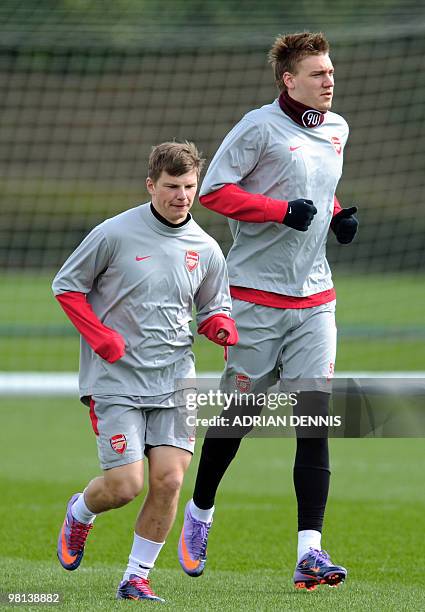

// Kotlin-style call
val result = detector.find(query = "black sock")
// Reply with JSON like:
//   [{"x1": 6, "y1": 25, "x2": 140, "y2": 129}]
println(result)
[
  {"x1": 293, "y1": 437, "x2": 330, "y2": 532},
  {"x1": 192, "y1": 397, "x2": 263, "y2": 509},
  {"x1": 293, "y1": 392, "x2": 331, "y2": 532},
  {"x1": 193, "y1": 436, "x2": 242, "y2": 509}
]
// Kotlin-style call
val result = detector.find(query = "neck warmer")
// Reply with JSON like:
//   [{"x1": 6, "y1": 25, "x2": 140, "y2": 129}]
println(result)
[{"x1": 278, "y1": 89, "x2": 325, "y2": 128}]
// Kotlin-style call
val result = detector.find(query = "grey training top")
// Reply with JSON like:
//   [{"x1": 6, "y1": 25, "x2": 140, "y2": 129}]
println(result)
[
  {"x1": 200, "y1": 99, "x2": 349, "y2": 297},
  {"x1": 52, "y1": 203, "x2": 231, "y2": 399}
]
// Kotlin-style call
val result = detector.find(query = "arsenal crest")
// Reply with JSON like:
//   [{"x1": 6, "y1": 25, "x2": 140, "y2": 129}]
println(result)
[
  {"x1": 185, "y1": 250, "x2": 199, "y2": 272},
  {"x1": 110, "y1": 434, "x2": 127, "y2": 454},
  {"x1": 331, "y1": 136, "x2": 342, "y2": 155},
  {"x1": 235, "y1": 374, "x2": 251, "y2": 393}
]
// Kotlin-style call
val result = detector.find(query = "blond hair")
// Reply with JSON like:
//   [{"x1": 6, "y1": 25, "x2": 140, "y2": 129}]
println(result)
[{"x1": 268, "y1": 32, "x2": 330, "y2": 91}]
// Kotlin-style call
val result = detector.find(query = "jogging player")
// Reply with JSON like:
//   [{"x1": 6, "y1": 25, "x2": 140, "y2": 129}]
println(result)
[
  {"x1": 178, "y1": 32, "x2": 358, "y2": 591},
  {"x1": 53, "y1": 141, "x2": 238, "y2": 602}
]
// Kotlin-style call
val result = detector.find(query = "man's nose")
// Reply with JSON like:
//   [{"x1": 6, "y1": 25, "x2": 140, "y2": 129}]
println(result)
[{"x1": 177, "y1": 187, "x2": 188, "y2": 200}]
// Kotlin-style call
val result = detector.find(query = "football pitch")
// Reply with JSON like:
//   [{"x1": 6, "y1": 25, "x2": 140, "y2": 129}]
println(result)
[{"x1": 1, "y1": 397, "x2": 424, "y2": 611}]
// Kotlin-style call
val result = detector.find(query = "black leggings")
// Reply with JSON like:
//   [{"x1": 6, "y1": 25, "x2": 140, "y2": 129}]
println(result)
[{"x1": 193, "y1": 391, "x2": 330, "y2": 533}]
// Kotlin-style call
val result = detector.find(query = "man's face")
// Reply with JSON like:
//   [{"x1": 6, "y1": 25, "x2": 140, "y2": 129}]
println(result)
[
  {"x1": 146, "y1": 169, "x2": 198, "y2": 224},
  {"x1": 283, "y1": 53, "x2": 334, "y2": 112}
]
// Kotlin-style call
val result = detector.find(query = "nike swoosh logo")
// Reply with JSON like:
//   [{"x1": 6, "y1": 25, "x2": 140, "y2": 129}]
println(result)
[
  {"x1": 135, "y1": 256, "x2": 151, "y2": 262},
  {"x1": 180, "y1": 529, "x2": 201, "y2": 571},
  {"x1": 60, "y1": 524, "x2": 78, "y2": 565},
  {"x1": 290, "y1": 145, "x2": 302, "y2": 151}
]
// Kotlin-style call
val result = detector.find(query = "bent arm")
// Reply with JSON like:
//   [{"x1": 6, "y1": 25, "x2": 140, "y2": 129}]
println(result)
[
  {"x1": 52, "y1": 226, "x2": 125, "y2": 362},
  {"x1": 56, "y1": 292, "x2": 125, "y2": 363},
  {"x1": 200, "y1": 183, "x2": 288, "y2": 224},
  {"x1": 195, "y1": 246, "x2": 237, "y2": 346},
  {"x1": 200, "y1": 118, "x2": 287, "y2": 224}
]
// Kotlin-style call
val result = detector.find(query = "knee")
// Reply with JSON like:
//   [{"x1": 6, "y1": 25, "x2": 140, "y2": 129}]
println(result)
[
  {"x1": 294, "y1": 391, "x2": 330, "y2": 418},
  {"x1": 150, "y1": 470, "x2": 184, "y2": 499},
  {"x1": 202, "y1": 436, "x2": 242, "y2": 465},
  {"x1": 105, "y1": 476, "x2": 144, "y2": 507}
]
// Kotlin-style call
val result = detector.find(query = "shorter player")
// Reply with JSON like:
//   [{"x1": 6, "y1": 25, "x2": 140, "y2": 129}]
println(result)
[{"x1": 53, "y1": 141, "x2": 238, "y2": 602}]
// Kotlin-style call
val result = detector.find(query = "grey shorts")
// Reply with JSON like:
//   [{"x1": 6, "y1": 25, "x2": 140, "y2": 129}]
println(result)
[
  {"x1": 89, "y1": 392, "x2": 196, "y2": 470},
  {"x1": 222, "y1": 299, "x2": 337, "y2": 394}
]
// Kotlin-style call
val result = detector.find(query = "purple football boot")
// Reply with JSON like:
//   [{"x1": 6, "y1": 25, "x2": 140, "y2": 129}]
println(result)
[
  {"x1": 294, "y1": 548, "x2": 347, "y2": 591},
  {"x1": 57, "y1": 493, "x2": 93, "y2": 571},
  {"x1": 178, "y1": 501, "x2": 212, "y2": 577},
  {"x1": 116, "y1": 575, "x2": 165, "y2": 602}
]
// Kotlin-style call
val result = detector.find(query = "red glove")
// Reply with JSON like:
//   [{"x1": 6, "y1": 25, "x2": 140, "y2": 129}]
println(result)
[
  {"x1": 198, "y1": 314, "x2": 239, "y2": 346},
  {"x1": 56, "y1": 292, "x2": 125, "y2": 363}
]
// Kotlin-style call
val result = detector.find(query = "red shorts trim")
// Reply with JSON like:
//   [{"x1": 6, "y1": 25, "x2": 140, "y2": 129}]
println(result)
[
  {"x1": 230, "y1": 286, "x2": 336, "y2": 309},
  {"x1": 89, "y1": 397, "x2": 99, "y2": 436}
]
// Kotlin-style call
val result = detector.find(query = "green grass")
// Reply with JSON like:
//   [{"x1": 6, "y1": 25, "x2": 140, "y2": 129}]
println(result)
[
  {"x1": 336, "y1": 339, "x2": 425, "y2": 371},
  {"x1": 1, "y1": 272, "x2": 425, "y2": 371},
  {"x1": 0, "y1": 397, "x2": 424, "y2": 610},
  {"x1": 332, "y1": 272, "x2": 425, "y2": 327}
]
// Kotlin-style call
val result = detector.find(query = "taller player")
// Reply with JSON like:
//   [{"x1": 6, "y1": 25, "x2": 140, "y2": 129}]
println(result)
[
  {"x1": 52, "y1": 141, "x2": 238, "y2": 602},
  {"x1": 178, "y1": 32, "x2": 358, "y2": 590}
]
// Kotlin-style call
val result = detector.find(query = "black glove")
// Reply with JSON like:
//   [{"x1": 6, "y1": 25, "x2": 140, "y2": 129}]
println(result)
[
  {"x1": 283, "y1": 198, "x2": 317, "y2": 231},
  {"x1": 331, "y1": 206, "x2": 358, "y2": 244}
]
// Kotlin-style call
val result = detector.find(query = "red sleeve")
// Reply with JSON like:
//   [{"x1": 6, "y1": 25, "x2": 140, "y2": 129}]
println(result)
[
  {"x1": 198, "y1": 313, "x2": 239, "y2": 346},
  {"x1": 200, "y1": 184, "x2": 288, "y2": 223},
  {"x1": 333, "y1": 195, "x2": 343, "y2": 217},
  {"x1": 56, "y1": 291, "x2": 125, "y2": 363}
]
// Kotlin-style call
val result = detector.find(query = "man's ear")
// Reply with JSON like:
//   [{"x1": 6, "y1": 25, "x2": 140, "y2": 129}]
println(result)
[
  {"x1": 146, "y1": 177, "x2": 155, "y2": 196},
  {"x1": 283, "y1": 71, "x2": 295, "y2": 91}
]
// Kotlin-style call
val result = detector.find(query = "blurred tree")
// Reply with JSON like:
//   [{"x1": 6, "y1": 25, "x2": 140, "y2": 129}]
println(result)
[{"x1": 2, "y1": 0, "x2": 424, "y2": 35}]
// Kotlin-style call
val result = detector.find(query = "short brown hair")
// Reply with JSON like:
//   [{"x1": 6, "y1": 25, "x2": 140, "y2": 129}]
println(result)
[
  {"x1": 148, "y1": 141, "x2": 205, "y2": 182},
  {"x1": 268, "y1": 32, "x2": 330, "y2": 91}
]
